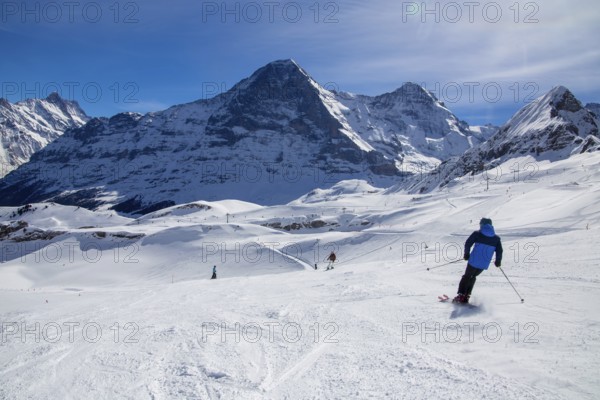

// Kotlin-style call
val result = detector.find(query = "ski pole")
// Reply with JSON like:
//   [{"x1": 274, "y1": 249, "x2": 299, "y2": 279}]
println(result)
[
  {"x1": 426, "y1": 259, "x2": 463, "y2": 271},
  {"x1": 498, "y1": 267, "x2": 525, "y2": 303}
]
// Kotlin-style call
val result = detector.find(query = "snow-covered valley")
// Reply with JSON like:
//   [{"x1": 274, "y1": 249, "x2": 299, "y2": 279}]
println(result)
[{"x1": 1, "y1": 152, "x2": 599, "y2": 399}]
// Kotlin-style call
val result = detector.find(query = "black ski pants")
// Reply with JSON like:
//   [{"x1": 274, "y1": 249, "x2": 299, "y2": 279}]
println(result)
[{"x1": 458, "y1": 264, "x2": 484, "y2": 295}]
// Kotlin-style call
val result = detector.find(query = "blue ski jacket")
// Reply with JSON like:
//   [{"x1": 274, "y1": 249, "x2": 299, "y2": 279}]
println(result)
[{"x1": 465, "y1": 224, "x2": 503, "y2": 270}]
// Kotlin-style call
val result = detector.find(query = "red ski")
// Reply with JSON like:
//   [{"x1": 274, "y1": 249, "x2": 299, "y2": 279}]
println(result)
[{"x1": 439, "y1": 294, "x2": 480, "y2": 309}]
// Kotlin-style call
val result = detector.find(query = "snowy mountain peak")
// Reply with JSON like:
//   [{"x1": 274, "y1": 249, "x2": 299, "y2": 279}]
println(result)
[
  {"x1": 45, "y1": 91, "x2": 65, "y2": 104},
  {"x1": 493, "y1": 85, "x2": 599, "y2": 154},
  {"x1": 399, "y1": 82, "x2": 435, "y2": 99},
  {"x1": 500, "y1": 86, "x2": 588, "y2": 134},
  {"x1": 545, "y1": 86, "x2": 583, "y2": 113},
  {"x1": 263, "y1": 58, "x2": 302, "y2": 70},
  {"x1": 547, "y1": 84, "x2": 569, "y2": 97},
  {"x1": 331, "y1": 81, "x2": 479, "y2": 171},
  {"x1": 410, "y1": 86, "x2": 600, "y2": 193},
  {"x1": 374, "y1": 82, "x2": 439, "y2": 106},
  {"x1": 502, "y1": 86, "x2": 596, "y2": 142},
  {"x1": 230, "y1": 59, "x2": 316, "y2": 99},
  {"x1": 0, "y1": 97, "x2": 11, "y2": 109},
  {"x1": 0, "y1": 95, "x2": 89, "y2": 177},
  {"x1": 259, "y1": 58, "x2": 305, "y2": 74}
]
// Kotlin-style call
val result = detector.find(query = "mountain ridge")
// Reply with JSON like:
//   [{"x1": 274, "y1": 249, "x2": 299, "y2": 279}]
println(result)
[{"x1": 0, "y1": 61, "x2": 596, "y2": 213}]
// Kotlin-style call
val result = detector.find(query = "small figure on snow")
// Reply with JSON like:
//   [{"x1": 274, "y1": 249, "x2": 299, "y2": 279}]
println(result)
[
  {"x1": 453, "y1": 218, "x2": 503, "y2": 304},
  {"x1": 326, "y1": 251, "x2": 337, "y2": 270},
  {"x1": 211, "y1": 265, "x2": 217, "y2": 280}
]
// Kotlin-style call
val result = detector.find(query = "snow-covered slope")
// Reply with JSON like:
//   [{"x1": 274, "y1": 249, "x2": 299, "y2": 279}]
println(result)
[
  {"x1": 0, "y1": 151, "x2": 599, "y2": 399},
  {"x1": 0, "y1": 60, "x2": 489, "y2": 213},
  {"x1": 0, "y1": 93, "x2": 88, "y2": 177},
  {"x1": 409, "y1": 86, "x2": 600, "y2": 193},
  {"x1": 0, "y1": 203, "x2": 130, "y2": 230}
]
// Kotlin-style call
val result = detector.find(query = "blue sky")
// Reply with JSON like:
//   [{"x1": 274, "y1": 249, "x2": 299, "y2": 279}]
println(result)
[{"x1": 1, "y1": 0, "x2": 599, "y2": 125}]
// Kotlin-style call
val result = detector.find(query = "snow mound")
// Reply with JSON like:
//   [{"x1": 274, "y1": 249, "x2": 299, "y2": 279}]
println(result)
[
  {"x1": 0, "y1": 203, "x2": 130, "y2": 230},
  {"x1": 292, "y1": 180, "x2": 381, "y2": 204},
  {"x1": 133, "y1": 200, "x2": 263, "y2": 224}
]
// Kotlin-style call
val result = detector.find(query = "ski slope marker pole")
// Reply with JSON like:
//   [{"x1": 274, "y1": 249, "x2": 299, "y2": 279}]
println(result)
[{"x1": 498, "y1": 267, "x2": 525, "y2": 303}]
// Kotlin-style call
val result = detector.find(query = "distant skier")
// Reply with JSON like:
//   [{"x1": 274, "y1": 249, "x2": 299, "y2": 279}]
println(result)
[
  {"x1": 211, "y1": 265, "x2": 217, "y2": 280},
  {"x1": 326, "y1": 251, "x2": 337, "y2": 270},
  {"x1": 453, "y1": 218, "x2": 503, "y2": 304}
]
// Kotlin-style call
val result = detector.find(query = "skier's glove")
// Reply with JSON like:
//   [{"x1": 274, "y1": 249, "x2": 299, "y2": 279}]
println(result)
[
  {"x1": 494, "y1": 260, "x2": 501, "y2": 267},
  {"x1": 463, "y1": 254, "x2": 469, "y2": 261}
]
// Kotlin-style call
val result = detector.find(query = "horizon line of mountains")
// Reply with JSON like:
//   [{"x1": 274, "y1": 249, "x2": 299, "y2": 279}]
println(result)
[{"x1": 1, "y1": 59, "x2": 599, "y2": 214}]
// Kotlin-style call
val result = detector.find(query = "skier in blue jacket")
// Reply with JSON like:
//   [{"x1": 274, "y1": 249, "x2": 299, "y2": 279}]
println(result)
[{"x1": 453, "y1": 218, "x2": 503, "y2": 304}]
